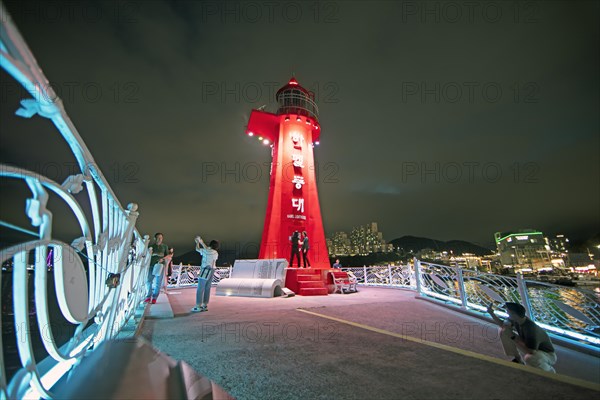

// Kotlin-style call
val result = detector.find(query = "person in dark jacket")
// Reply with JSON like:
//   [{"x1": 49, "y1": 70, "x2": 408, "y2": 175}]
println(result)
[
  {"x1": 290, "y1": 231, "x2": 301, "y2": 268},
  {"x1": 488, "y1": 302, "x2": 557, "y2": 372}
]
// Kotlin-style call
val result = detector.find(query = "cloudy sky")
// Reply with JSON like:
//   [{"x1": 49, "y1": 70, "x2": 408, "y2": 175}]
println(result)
[{"x1": 1, "y1": 0, "x2": 598, "y2": 254}]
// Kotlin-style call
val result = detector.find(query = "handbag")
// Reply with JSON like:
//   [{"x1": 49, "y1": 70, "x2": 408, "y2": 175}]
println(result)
[{"x1": 152, "y1": 262, "x2": 164, "y2": 276}]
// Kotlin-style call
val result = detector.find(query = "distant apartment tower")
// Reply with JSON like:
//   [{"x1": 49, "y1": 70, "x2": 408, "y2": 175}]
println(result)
[
  {"x1": 328, "y1": 222, "x2": 393, "y2": 256},
  {"x1": 327, "y1": 232, "x2": 351, "y2": 256},
  {"x1": 495, "y1": 230, "x2": 552, "y2": 271},
  {"x1": 548, "y1": 234, "x2": 570, "y2": 253}
]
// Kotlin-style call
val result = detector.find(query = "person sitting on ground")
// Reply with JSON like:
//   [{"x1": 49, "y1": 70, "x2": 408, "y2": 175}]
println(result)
[{"x1": 487, "y1": 302, "x2": 557, "y2": 373}]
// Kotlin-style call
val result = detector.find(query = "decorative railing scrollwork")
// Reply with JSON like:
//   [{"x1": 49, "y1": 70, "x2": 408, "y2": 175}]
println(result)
[
  {"x1": 414, "y1": 260, "x2": 600, "y2": 347},
  {"x1": 1, "y1": 5, "x2": 151, "y2": 399},
  {"x1": 339, "y1": 262, "x2": 599, "y2": 348}
]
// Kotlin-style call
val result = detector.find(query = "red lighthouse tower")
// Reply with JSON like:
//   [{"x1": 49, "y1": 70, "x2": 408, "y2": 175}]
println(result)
[{"x1": 246, "y1": 77, "x2": 330, "y2": 294}]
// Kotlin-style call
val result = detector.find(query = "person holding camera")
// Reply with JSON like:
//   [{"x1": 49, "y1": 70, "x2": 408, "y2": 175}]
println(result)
[
  {"x1": 487, "y1": 302, "x2": 557, "y2": 372},
  {"x1": 191, "y1": 235, "x2": 219, "y2": 313}
]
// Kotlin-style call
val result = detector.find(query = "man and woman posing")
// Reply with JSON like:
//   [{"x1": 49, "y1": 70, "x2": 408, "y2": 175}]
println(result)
[{"x1": 290, "y1": 230, "x2": 310, "y2": 268}]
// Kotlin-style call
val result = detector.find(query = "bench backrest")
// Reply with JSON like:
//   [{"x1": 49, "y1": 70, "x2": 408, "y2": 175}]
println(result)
[
  {"x1": 331, "y1": 271, "x2": 350, "y2": 279},
  {"x1": 231, "y1": 259, "x2": 288, "y2": 281}
]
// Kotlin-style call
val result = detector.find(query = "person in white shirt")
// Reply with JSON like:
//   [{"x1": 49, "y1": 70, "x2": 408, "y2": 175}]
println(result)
[{"x1": 191, "y1": 235, "x2": 219, "y2": 313}]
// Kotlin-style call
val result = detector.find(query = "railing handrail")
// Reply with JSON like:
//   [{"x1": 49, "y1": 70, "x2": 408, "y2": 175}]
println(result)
[
  {"x1": 1, "y1": 5, "x2": 151, "y2": 399},
  {"x1": 167, "y1": 262, "x2": 599, "y2": 351}
]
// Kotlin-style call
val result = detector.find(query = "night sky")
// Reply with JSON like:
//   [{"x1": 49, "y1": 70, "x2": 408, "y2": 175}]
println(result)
[{"x1": 1, "y1": 1, "x2": 598, "y2": 255}]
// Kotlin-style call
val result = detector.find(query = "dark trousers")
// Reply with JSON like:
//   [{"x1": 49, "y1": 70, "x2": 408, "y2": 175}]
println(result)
[
  {"x1": 302, "y1": 249, "x2": 310, "y2": 268},
  {"x1": 290, "y1": 250, "x2": 301, "y2": 267}
]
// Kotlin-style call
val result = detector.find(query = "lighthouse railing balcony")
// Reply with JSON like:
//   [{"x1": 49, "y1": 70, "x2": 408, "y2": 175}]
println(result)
[
  {"x1": 276, "y1": 91, "x2": 319, "y2": 122},
  {"x1": 1, "y1": 6, "x2": 151, "y2": 399}
]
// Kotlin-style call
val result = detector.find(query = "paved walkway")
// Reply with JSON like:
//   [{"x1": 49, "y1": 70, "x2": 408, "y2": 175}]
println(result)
[{"x1": 141, "y1": 286, "x2": 600, "y2": 400}]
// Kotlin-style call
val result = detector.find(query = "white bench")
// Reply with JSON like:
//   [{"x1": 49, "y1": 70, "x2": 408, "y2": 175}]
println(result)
[{"x1": 216, "y1": 259, "x2": 288, "y2": 298}]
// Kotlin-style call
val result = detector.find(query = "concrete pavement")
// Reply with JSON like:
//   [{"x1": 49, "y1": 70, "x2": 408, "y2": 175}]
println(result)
[{"x1": 141, "y1": 286, "x2": 600, "y2": 399}]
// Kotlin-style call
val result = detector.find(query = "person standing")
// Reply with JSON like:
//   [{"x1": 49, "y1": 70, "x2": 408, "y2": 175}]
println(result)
[
  {"x1": 145, "y1": 233, "x2": 170, "y2": 304},
  {"x1": 333, "y1": 259, "x2": 342, "y2": 269},
  {"x1": 289, "y1": 231, "x2": 301, "y2": 268},
  {"x1": 487, "y1": 302, "x2": 557, "y2": 372},
  {"x1": 162, "y1": 247, "x2": 175, "y2": 289},
  {"x1": 301, "y1": 231, "x2": 311, "y2": 268},
  {"x1": 191, "y1": 235, "x2": 219, "y2": 313}
]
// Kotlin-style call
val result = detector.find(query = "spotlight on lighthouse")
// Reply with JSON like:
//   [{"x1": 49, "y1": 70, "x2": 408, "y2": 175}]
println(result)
[
  {"x1": 248, "y1": 132, "x2": 254, "y2": 136},
  {"x1": 258, "y1": 136, "x2": 263, "y2": 141},
  {"x1": 263, "y1": 139, "x2": 270, "y2": 145}
]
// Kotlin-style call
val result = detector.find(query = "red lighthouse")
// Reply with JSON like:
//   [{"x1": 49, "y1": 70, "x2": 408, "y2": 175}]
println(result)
[{"x1": 246, "y1": 77, "x2": 330, "y2": 293}]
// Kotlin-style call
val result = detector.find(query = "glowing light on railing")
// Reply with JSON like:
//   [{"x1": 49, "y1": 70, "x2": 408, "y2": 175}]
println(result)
[
  {"x1": 258, "y1": 136, "x2": 263, "y2": 141},
  {"x1": 1, "y1": 10, "x2": 154, "y2": 397},
  {"x1": 315, "y1": 141, "x2": 320, "y2": 146},
  {"x1": 263, "y1": 139, "x2": 269, "y2": 145},
  {"x1": 538, "y1": 322, "x2": 600, "y2": 345},
  {"x1": 23, "y1": 333, "x2": 95, "y2": 399},
  {"x1": 248, "y1": 132, "x2": 254, "y2": 136}
]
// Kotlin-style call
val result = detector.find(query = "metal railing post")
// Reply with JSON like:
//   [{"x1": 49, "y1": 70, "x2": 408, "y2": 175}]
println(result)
[
  {"x1": 456, "y1": 267, "x2": 468, "y2": 310},
  {"x1": 388, "y1": 264, "x2": 393, "y2": 286},
  {"x1": 175, "y1": 263, "x2": 183, "y2": 288},
  {"x1": 363, "y1": 265, "x2": 368, "y2": 285},
  {"x1": 516, "y1": 273, "x2": 534, "y2": 320},
  {"x1": 414, "y1": 258, "x2": 422, "y2": 295}
]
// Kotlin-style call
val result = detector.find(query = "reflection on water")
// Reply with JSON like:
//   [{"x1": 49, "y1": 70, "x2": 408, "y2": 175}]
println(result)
[
  {"x1": 2, "y1": 270, "x2": 77, "y2": 382},
  {"x1": 457, "y1": 279, "x2": 599, "y2": 335}
]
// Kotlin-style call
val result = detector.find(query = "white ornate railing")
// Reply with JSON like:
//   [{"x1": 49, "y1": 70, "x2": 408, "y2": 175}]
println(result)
[
  {"x1": 343, "y1": 265, "x2": 416, "y2": 288},
  {"x1": 348, "y1": 260, "x2": 600, "y2": 350},
  {"x1": 168, "y1": 265, "x2": 232, "y2": 288},
  {"x1": 1, "y1": 5, "x2": 151, "y2": 399},
  {"x1": 170, "y1": 262, "x2": 599, "y2": 349}
]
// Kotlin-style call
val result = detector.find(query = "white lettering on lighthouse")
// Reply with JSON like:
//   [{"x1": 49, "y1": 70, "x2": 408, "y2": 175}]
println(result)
[
  {"x1": 292, "y1": 176, "x2": 305, "y2": 189},
  {"x1": 292, "y1": 198, "x2": 305, "y2": 213},
  {"x1": 291, "y1": 131, "x2": 304, "y2": 147},
  {"x1": 292, "y1": 154, "x2": 304, "y2": 168}
]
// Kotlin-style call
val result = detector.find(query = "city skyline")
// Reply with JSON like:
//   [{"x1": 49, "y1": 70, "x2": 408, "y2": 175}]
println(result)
[{"x1": 1, "y1": 1, "x2": 598, "y2": 253}]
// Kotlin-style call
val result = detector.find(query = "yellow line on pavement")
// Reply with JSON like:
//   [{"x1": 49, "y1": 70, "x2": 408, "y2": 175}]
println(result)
[{"x1": 297, "y1": 308, "x2": 600, "y2": 392}]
